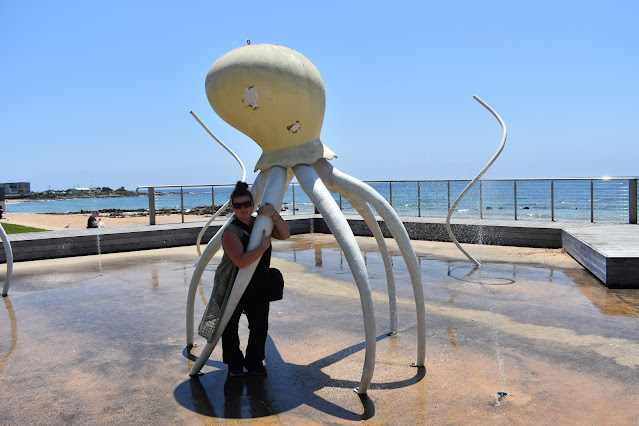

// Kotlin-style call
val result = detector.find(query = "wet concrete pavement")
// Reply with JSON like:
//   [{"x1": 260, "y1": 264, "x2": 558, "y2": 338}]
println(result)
[{"x1": 1, "y1": 234, "x2": 638, "y2": 424}]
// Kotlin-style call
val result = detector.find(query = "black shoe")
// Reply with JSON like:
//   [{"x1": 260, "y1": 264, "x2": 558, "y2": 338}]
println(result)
[
  {"x1": 228, "y1": 366, "x2": 244, "y2": 377},
  {"x1": 246, "y1": 364, "x2": 267, "y2": 376}
]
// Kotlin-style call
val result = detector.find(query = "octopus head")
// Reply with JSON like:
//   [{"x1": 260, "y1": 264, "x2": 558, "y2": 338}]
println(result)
[{"x1": 205, "y1": 44, "x2": 336, "y2": 171}]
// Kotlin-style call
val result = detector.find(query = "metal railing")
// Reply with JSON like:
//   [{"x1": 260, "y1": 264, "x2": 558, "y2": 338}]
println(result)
[
  {"x1": 362, "y1": 177, "x2": 637, "y2": 224},
  {"x1": 139, "y1": 177, "x2": 638, "y2": 225},
  {"x1": 137, "y1": 184, "x2": 232, "y2": 225}
]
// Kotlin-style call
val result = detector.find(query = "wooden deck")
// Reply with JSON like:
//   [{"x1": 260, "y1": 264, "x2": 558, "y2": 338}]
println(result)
[
  {"x1": 561, "y1": 223, "x2": 639, "y2": 288},
  {"x1": 1, "y1": 215, "x2": 638, "y2": 288}
]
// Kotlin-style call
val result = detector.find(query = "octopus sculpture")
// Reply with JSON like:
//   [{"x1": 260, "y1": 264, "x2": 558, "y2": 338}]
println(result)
[{"x1": 186, "y1": 43, "x2": 426, "y2": 395}]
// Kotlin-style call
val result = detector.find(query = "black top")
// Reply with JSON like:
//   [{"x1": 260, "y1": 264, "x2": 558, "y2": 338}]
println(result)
[
  {"x1": 232, "y1": 218, "x2": 271, "y2": 300},
  {"x1": 87, "y1": 216, "x2": 98, "y2": 228}
]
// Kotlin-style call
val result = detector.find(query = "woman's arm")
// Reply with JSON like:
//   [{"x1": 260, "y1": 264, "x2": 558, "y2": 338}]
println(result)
[
  {"x1": 257, "y1": 203, "x2": 291, "y2": 240},
  {"x1": 223, "y1": 228, "x2": 271, "y2": 268}
]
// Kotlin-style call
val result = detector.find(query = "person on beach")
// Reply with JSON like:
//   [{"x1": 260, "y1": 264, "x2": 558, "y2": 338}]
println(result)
[
  {"x1": 198, "y1": 181, "x2": 290, "y2": 377},
  {"x1": 87, "y1": 210, "x2": 99, "y2": 228},
  {"x1": 0, "y1": 205, "x2": 3, "y2": 219}
]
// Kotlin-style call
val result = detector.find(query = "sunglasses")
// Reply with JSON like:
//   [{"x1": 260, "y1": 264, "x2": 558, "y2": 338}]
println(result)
[{"x1": 232, "y1": 200, "x2": 254, "y2": 209}]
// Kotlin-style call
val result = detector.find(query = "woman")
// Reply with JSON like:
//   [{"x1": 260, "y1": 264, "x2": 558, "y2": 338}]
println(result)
[
  {"x1": 87, "y1": 211, "x2": 99, "y2": 228},
  {"x1": 199, "y1": 181, "x2": 290, "y2": 377}
]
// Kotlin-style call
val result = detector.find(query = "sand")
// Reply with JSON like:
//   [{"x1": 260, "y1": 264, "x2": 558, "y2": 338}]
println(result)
[{"x1": 1, "y1": 212, "x2": 215, "y2": 230}]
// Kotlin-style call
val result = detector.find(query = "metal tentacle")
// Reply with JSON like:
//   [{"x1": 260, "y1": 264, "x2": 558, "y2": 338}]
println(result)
[
  {"x1": 330, "y1": 190, "x2": 398, "y2": 335},
  {"x1": 190, "y1": 111, "x2": 247, "y2": 256},
  {"x1": 350, "y1": 195, "x2": 398, "y2": 335},
  {"x1": 293, "y1": 164, "x2": 376, "y2": 394},
  {"x1": 1, "y1": 224, "x2": 13, "y2": 297},
  {"x1": 445, "y1": 95, "x2": 508, "y2": 267},
  {"x1": 314, "y1": 159, "x2": 426, "y2": 368},
  {"x1": 195, "y1": 200, "x2": 231, "y2": 257}
]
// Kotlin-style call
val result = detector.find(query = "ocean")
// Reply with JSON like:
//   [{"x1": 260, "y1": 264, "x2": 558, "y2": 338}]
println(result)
[{"x1": 6, "y1": 179, "x2": 636, "y2": 223}]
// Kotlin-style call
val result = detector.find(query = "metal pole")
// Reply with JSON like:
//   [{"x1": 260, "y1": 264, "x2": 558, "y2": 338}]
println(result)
[
  {"x1": 417, "y1": 181, "x2": 421, "y2": 217},
  {"x1": 339, "y1": 194, "x2": 342, "y2": 210},
  {"x1": 630, "y1": 179, "x2": 637, "y2": 224},
  {"x1": 551, "y1": 180, "x2": 555, "y2": 221},
  {"x1": 444, "y1": 95, "x2": 508, "y2": 267},
  {"x1": 181, "y1": 187, "x2": 185, "y2": 223},
  {"x1": 389, "y1": 182, "x2": 393, "y2": 207},
  {"x1": 590, "y1": 180, "x2": 594, "y2": 222},
  {"x1": 211, "y1": 186, "x2": 215, "y2": 209},
  {"x1": 292, "y1": 183, "x2": 296, "y2": 215},
  {"x1": 480, "y1": 180, "x2": 483, "y2": 219},
  {"x1": 514, "y1": 181, "x2": 518, "y2": 220},
  {"x1": 447, "y1": 181, "x2": 451, "y2": 212},
  {"x1": 148, "y1": 187, "x2": 156, "y2": 225}
]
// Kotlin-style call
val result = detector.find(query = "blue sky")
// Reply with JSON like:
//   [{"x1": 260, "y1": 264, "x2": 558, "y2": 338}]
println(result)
[{"x1": 1, "y1": 1, "x2": 637, "y2": 192}]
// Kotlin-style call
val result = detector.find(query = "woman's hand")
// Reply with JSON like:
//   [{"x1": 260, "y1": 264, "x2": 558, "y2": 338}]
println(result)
[
  {"x1": 257, "y1": 202, "x2": 290, "y2": 240},
  {"x1": 260, "y1": 229, "x2": 272, "y2": 250},
  {"x1": 257, "y1": 202, "x2": 277, "y2": 218}
]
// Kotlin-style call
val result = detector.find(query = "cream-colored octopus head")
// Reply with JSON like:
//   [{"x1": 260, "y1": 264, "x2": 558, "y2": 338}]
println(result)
[{"x1": 205, "y1": 44, "x2": 336, "y2": 171}]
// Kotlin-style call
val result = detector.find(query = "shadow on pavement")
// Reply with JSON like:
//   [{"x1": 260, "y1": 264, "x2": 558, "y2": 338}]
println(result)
[{"x1": 174, "y1": 334, "x2": 425, "y2": 420}]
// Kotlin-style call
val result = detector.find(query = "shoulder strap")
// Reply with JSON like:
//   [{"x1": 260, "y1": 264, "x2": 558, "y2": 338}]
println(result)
[
  {"x1": 225, "y1": 221, "x2": 245, "y2": 239},
  {"x1": 227, "y1": 218, "x2": 251, "y2": 250},
  {"x1": 232, "y1": 218, "x2": 252, "y2": 234}
]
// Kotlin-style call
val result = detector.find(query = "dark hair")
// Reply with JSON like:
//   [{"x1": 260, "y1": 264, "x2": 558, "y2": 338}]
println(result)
[{"x1": 230, "y1": 181, "x2": 252, "y2": 203}]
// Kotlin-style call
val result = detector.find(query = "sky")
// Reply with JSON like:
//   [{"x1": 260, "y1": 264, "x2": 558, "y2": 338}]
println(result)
[{"x1": 1, "y1": 1, "x2": 637, "y2": 192}]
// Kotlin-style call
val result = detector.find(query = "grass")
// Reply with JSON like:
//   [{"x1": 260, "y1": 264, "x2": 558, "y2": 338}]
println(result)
[{"x1": 1, "y1": 222, "x2": 49, "y2": 234}]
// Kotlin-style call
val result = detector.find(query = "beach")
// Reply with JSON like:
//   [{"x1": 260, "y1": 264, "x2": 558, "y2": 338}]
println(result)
[{"x1": 2, "y1": 212, "x2": 213, "y2": 230}]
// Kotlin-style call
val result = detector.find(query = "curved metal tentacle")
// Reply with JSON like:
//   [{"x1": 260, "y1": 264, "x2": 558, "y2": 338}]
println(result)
[
  {"x1": 334, "y1": 191, "x2": 398, "y2": 335},
  {"x1": 189, "y1": 166, "x2": 289, "y2": 376},
  {"x1": 1, "y1": 223, "x2": 13, "y2": 297},
  {"x1": 186, "y1": 170, "x2": 270, "y2": 347},
  {"x1": 445, "y1": 95, "x2": 508, "y2": 267},
  {"x1": 190, "y1": 111, "x2": 247, "y2": 256},
  {"x1": 196, "y1": 200, "x2": 231, "y2": 257},
  {"x1": 314, "y1": 159, "x2": 426, "y2": 368},
  {"x1": 294, "y1": 164, "x2": 377, "y2": 394}
]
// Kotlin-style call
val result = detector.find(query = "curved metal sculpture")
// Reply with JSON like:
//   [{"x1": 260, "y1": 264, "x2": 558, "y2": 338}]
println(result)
[
  {"x1": 445, "y1": 95, "x2": 508, "y2": 267},
  {"x1": 186, "y1": 44, "x2": 425, "y2": 394},
  {"x1": 190, "y1": 111, "x2": 247, "y2": 256},
  {"x1": 1, "y1": 223, "x2": 14, "y2": 297}
]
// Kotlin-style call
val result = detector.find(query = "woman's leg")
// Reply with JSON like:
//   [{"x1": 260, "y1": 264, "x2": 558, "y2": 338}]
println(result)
[
  {"x1": 244, "y1": 299, "x2": 270, "y2": 371},
  {"x1": 221, "y1": 299, "x2": 245, "y2": 371}
]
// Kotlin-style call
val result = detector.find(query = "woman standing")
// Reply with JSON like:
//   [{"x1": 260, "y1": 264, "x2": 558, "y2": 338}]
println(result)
[{"x1": 199, "y1": 181, "x2": 290, "y2": 377}]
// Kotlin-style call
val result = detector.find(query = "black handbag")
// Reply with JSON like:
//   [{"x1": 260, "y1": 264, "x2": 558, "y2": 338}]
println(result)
[{"x1": 266, "y1": 267, "x2": 284, "y2": 302}]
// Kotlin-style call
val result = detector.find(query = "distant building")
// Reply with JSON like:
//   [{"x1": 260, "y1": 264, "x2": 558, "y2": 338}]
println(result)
[{"x1": 1, "y1": 182, "x2": 30, "y2": 194}]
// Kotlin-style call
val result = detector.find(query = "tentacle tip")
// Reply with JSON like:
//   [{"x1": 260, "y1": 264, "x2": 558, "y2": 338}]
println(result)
[
  {"x1": 386, "y1": 331, "x2": 397, "y2": 336},
  {"x1": 1, "y1": 293, "x2": 7, "y2": 298},
  {"x1": 410, "y1": 362, "x2": 425, "y2": 369},
  {"x1": 353, "y1": 387, "x2": 367, "y2": 395},
  {"x1": 189, "y1": 371, "x2": 204, "y2": 377}
]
